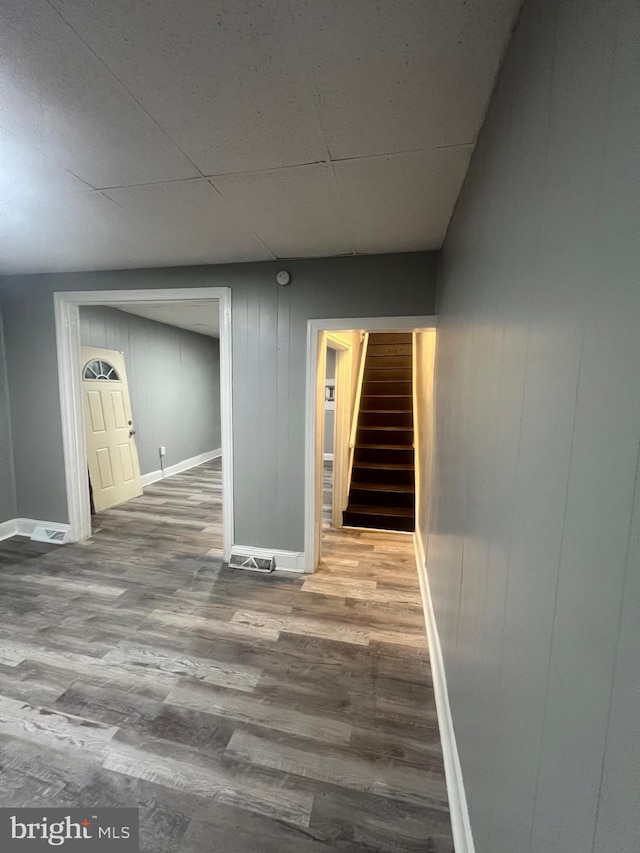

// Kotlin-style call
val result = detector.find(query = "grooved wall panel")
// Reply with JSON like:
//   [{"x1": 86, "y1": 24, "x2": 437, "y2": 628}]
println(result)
[
  {"x1": 0, "y1": 253, "x2": 436, "y2": 548},
  {"x1": 425, "y1": 0, "x2": 640, "y2": 850}
]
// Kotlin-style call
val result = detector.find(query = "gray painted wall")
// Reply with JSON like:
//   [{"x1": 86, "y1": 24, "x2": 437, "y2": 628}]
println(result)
[
  {"x1": 1, "y1": 252, "x2": 436, "y2": 549},
  {"x1": 80, "y1": 306, "x2": 221, "y2": 476},
  {"x1": 426, "y1": 0, "x2": 640, "y2": 851},
  {"x1": 0, "y1": 300, "x2": 17, "y2": 523}
]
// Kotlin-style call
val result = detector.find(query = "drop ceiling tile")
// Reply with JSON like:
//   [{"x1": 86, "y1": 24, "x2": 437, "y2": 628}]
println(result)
[
  {"x1": 0, "y1": 129, "x2": 93, "y2": 207},
  {"x1": 333, "y1": 147, "x2": 473, "y2": 254},
  {"x1": 0, "y1": 192, "x2": 175, "y2": 273},
  {"x1": 0, "y1": 0, "x2": 199, "y2": 188},
  {"x1": 48, "y1": 0, "x2": 327, "y2": 175},
  {"x1": 289, "y1": 0, "x2": 521, "y2": 159},
  {"x1": 211, "y1": 163, "x2": 353, "y2": 258},
  {"x1": 103, "y1": 179, "x2": 274, "y2": 264}
]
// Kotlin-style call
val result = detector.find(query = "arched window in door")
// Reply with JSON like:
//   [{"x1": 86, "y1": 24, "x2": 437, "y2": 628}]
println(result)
[{"x1": 83, "y1": 360, "x2": 120, "y2": 381}]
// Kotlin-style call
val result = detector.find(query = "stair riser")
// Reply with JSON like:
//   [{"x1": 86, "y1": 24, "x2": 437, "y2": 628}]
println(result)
[
  {"x1": 367, "y1": 343, "x2": 413, "y2": 357},
  {"x1": 354, "y1": 447, "x2": 414, "y2": 465},
  {"x1": 357, "y1": 428, "x2": 413, "y2": 447},
  {"x1": 349, "y1": 488, "x2": 415, "y2": 509},
  {"x1": 343, "y1": 511, "x2": 415, "y2": 533},
  {"x1": 364, "y1": 367, "x2": 412, "y2": 383},
  {"x1": 362, "y1": 380, "x2": 412, "y2": 397},
  {"x1": 366, "y1": 355, "x2": 412, "y2": 369},
  {"x1": 358, "y1": 411, "x2": 413, "y2": 428},
  {"x1": 368, "y1": 333, "x2": 413, "y2": 345},
  {"x1": 352, "y1": 466, "x2": 415, "y2": 486},
  {"x1": 360, "y1": 396, "x2": 412, "y2": 412}
]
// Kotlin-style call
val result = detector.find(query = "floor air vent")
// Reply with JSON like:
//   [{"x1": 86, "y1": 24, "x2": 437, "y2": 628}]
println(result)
[
  {"x1": 228, "y1": 552, "x2": 275, "y2": 573},
  {"x1": 30, "y1": 527, "x2": 68, "y2": 545}
]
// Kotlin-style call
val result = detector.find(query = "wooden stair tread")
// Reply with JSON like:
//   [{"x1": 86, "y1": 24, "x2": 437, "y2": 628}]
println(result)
[
  {"x1": 351, "y1": 482, "x2": 415, "y2": 493},
  {"x1": 353, "y1": 461, "x2": 414, "y2": 470},
  {"x1": 359, "y1": 425, "x2": 413, "y2": 431},
  {"x1": 354, "y1": 441, "x2": 414, "y2": 452},
  {"x1": 345, "y1": 504, "x2": 414, "y2": 517}
]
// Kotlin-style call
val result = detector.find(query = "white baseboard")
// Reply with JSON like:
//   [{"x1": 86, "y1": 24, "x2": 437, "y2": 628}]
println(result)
[
  {"x1": 0, "y1": 518, "x2": 71, "y2": 543},
  {"x1": 323, "y1": 453, "x2": 334, "y2": 462},
  {"x1": 141, "y1": 448, "x2": 222, "y2": 487},
  {"x1": 414, "y1": 529, "x2": 475, "y2": 853},
  {"x1": 230, "y1": 543, "x2": 305, "y2": 573},
  {"x1": 0, "y1": 519, "x2": 17, "y2": 541}
]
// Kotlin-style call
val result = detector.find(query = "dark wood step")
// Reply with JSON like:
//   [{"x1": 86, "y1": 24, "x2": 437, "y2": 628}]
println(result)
[
  {"x1": 352, "y1": 462, "x2": 415, "y2": 486},
  {"x1": 356, "y1": 427, "x2": 413, "y2": 447},
  {"x1": 365, "y1": 354, "x2": 412, "y2": 369},
  {"x1": 367, "y1": 343, "x2": 412, "y2": 357},
  {"x1": 354, "y1": 446, "x2": 414, "y2": 465},
  {"x1": 364, "y1": 367, "x2": 412, "y2": 383},
  {"x1": 368, "y1": 332, "x2": 412, "y2": 344},
  {"x1": 356, "y1": 443, "x2": 413, "y2": 453},
  {"x1": 358, "y1": 410, "x2": 413, "y2": 428},
  {"x1": 343, "y1": 504, "x2": 415, "y2": 532},
  {"x1": 349, "y1": 483, "x2": 415, "y2": 508},
  {"x1": 360, "y1": 395, "x2": 412, "y2": 411},
  {"x1": 362, "y1": 380, "x2": 412, "y2": 397},
  {"x1": 351, "y1": 480, "x2": 415, "y2": 492}
]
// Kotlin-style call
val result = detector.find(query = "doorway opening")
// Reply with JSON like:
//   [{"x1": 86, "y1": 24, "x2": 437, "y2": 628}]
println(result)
[
  {"x1": 54, "y1": 287, "x2": 233, "y2": 561},
  {"x1": 304, "y1": 315, "x2": 436, "y2": 573}
]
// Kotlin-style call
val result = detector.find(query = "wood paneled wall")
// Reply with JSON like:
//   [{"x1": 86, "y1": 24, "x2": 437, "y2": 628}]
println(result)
[
  {"x1": 425, "y1": 0, "x2": 640, "y2": 850},
  {"x1": 0, "y1": 252, "x2": 436, "y2": 549}
]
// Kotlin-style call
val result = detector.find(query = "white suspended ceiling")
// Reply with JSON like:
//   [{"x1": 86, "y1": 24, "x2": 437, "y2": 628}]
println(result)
[{"x1": 0, "y1": 0, "x2": 521, "y2": 274}]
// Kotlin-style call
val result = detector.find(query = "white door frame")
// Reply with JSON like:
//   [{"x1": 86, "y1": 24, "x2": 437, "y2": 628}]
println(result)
[
  {"x1": 325, "y1": 333, "x2": 353, "y2": 530},
  {"x1": 316, "y1": 332, "x2": 354, "y2": 559},
  {"x1": 304, "y1": 315, "x2": 437, "y2": 573},
  {"x1": 54, "y1": 287, "x2": 234, "y2": 561},
  {"x1": 324, "y1": 332, "x2": 355, "y2": 527}
]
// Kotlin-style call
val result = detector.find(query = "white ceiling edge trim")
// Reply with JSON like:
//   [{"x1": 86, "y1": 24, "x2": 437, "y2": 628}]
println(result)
[
  {"x1": 308, "y1": 315, "x2": 438, "y2": 332},
  {"x1": 56, "y1": 287, "x2": 228, "y2": 304}
]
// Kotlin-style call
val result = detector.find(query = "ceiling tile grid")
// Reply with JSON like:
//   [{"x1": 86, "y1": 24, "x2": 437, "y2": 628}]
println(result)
[
  {"x1": 102, "y1": 178, "x2": 275, "y2": 263},
  {"x1": 1, "y1": 0, "x2": 199, "y2": 189},
  {"x1": 0, "y1": 0, "x2": 521, "y2": 273},
  {"x1": 211, "y1": 163, "x2": 354, "y2": 258}
]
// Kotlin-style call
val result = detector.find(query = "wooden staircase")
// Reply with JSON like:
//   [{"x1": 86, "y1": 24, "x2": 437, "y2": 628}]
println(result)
[{"x1": 343, "y1": 332, "x2": 415, "y2": 532}]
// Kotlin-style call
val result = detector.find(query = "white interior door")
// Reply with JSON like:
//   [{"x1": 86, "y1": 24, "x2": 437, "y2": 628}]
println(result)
[{"x1": 81, "y1": 346, "x2": 143, "y2": 513}]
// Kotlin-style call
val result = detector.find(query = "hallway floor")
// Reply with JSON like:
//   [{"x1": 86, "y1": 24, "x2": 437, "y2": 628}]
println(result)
[{"x1": 0, "y1": 460, "x2": 453, "y2": 852}]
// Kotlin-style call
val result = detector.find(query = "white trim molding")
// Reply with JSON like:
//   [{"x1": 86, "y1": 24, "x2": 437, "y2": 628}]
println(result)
[
  {"x1": 305, "y1": 315, "x2": 437, "y2": 573},
  {"x1": 0, "y1": 518, "x2": 71, "y2": 543},
  {"x1": 54, "y1": 287, "x2": 234, "y2": 562},
  {"x1": 0, "y1": 519, "x2": 17, "y2": 541},
  {"x1": 141, "y1": 448, "x2": 222, "y2": 487},
  {"x1": 230, "y1": 544, "x2": 305, "y2": 573},
  {"x1": 414, "y1": 529, "x2": 475, "y2": 853}
]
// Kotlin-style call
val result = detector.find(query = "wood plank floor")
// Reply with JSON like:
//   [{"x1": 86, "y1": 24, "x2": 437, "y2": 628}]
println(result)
[{"x1": 0, "y1": 459, "x2": 453, "y2": 852}]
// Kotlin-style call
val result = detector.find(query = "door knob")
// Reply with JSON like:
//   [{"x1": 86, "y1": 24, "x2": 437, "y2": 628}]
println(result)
[{"x1": 129, "y1": 429, "x2": 137, "y2": 438}]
